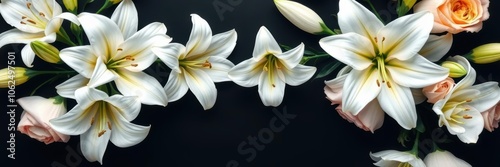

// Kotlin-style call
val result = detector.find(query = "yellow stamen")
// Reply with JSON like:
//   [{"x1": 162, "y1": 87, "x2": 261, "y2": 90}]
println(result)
[
  {"x1": 27, "y1": 19, "x2": 36, "y2": 25},
  {"x1": 201, "y1": 60, "x2": 212, "y2": 68},
  {"x1": 463, "y1": 115, "x2": 473, "y2": 119},
  {"x1": 98, "y1": 130, "x2": 106, "y2": 137}
]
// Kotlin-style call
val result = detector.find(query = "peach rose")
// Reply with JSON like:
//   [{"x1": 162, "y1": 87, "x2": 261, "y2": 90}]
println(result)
[
  {"x1": 422, "y1": 77, "x2": 455, "y2": 103},
  {"x1": 325, "y1": 75, "x2": 384, "y2": 133},
  {"x1": 17, "y1": 96, "x2": 70, "y2": 144},
  {"x1": 481, "y1": 102, "x2": 500, "y2": 132},
  {"x1": 414, "y1": 0, "x2": 490, "y2": 34}
]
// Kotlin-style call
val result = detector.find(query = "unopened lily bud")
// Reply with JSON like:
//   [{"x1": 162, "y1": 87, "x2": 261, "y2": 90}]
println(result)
[
  {"x1": 62, "y1": 0, "x2": 78, "y2": 13},
  {"x1": 274, "y1": 0, "x2": 334, "y2": 35},
  {"x1": 467, "y1": 43, "x2": 500, "y2": 64},
  {"x1": 397, "y1": 0, "x2": 417, "y2": 16},
  {"x1": 441, "y1": 61, "x2": 466, "y2": 78},
  {"x1": 109, "y1": 0, "x2": 123, "y2": 4},
  {"x1": 30, "y1": 41, "x2": 61, "y2": 64},
  {"x1": 0, "y1": 67, "x2": 33, "y2": 88}
]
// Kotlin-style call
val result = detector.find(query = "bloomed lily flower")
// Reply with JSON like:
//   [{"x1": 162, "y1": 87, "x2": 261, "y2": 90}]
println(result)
[
  {"x1": 319, "y1": 0, "x2": 449, "y2": 129},
  {"x1": 433, "y1": 56, "x2": 500, "y2": 143},
  {"x1": 154, "y1": 14, "x2": 237, "y2": 110},
  {"x1": 0, "y1": 0, "x2": 67, "y2": 67},
  {"x1": 50, "y1": 87, "x2": 150, "y2": 164},
  {"x1": 229, "y1": 26, "x2": 316, "y2": 107},
  {"x1": 370, "y1": 150, "x2": 426, "y2": 167},
  {"x1": 58, "y1": 0, "x2": 170, "y2": 106}
]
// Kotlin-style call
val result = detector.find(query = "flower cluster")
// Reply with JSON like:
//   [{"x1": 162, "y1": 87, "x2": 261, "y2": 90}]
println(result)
[
  {"x1": 274, "y1": 0, "x2": 499, "y2": 166},
  {"x1": 1, "y1": 0, "x2": 499, "y2": 166},
  {"x1": 0, "y1": 0, "x2": 316, "y2": 164}
]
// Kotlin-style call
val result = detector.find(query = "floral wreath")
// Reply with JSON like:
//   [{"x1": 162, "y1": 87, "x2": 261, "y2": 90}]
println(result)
[{"x1": 1, "y1": 0, "x2": 499, "y2": 166}]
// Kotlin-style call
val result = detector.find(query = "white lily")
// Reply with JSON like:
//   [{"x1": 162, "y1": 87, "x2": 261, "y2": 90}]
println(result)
[
  {"x1": 58, "y1": 0, "x2": 170, "y2": 106},
  {"x1": 229, "y1": 26, "x2": 316, "y2": 107},
  {"x1": 433, "y1": 56, "x2": 500, "y2": 143},
  {"x1": 50, "y1": 87, "x2": 149, "y2": 164},
  {"x1": 154, "y1": 14, "x2": 237, "y2": 110},
  {"x1": 0, "y1": 0, "x2": 71, "y2": 67},
  {"x1": 319, "y1": 0, "x2": 449, "y2": 129},
  {"x1": 370, "y1": 150, "x2": 426, "y2": 167}
]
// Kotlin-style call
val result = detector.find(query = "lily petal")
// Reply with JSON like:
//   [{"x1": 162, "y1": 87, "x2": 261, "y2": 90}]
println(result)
[
  {"x1": 338, "y1": 0, "x2": 383, "y2": 43},
  {"x1": 378, "y1": 78, "x2": 417, "y2": 130},
  {"x1": 116, "y1": 22, "x2": 169, "y2": 72},
  {"x1": 185, "y1": 14, "x2": 212, "y2": 58},
  {"x1": 32, "y1": 0, "x2": 62, "y2": 19},
  {"x1": 253, "y1": 26, "x2": 282, "y2": 60},
  {"x1": 342, "y1": 68, "x2": 381, "y2": 115},
  {"x1": 203, "y1": 29, "x2": 238, "y2": 59},
  {"x1": 21, "y1": 44, "x2": 36, "y2": 67},
  {"x1": 386, "y1": 55, "x2": 448, "y2": 88},
  {"x1": 111, "y1": 0, "x2": 138, "y2": 39},
  {"x1": 80, "y1": 123, "x2": 111, "y2": 164},
  {"x1": 45, "y1": 12, "x2": 80, "y2": 36},
  {"x1": 419, "y1": 33, "x2": 453, "y2": 62},
  {"x1": 258, "y1": 68, "x2": 286, "y2": 107},
  {"x1": 78, "y1": 13, "x2": 124, "y2": 60},
  {"x1": 0, "y1": 29, "x2": 44, "y2": 48},
  {"x1": 0, "y1": 0, "x2": 44, "y2": 33},
  {"x1": 154, "y1": 43, "x2": 184, "y2": 73},
  {"x1": 456, "y1": 107, "x2": 484, "y2": 143},
  {"x1": 201, "y1": 56, "x2": 235, "y2": 82},
  {"x1": 87, "y1": 56, "x2": 117, "y2": 88},
  {"x1": 56, "y1": 74, "x2": 89, "y2": 99},
  {"x1": 59, "y1": 45, "x2": 97, "y2": 78},
  {"x1": 468, "y1": 82, "x2": 500, "y2": 113},
  {"x1": 164, "y1": 69, "x2": 189, "y2": 102},
  {"x1": 109, "y1": 113, "x2": 150, "y2": 148},
  {"x1": 452, "y1": 56, "x2": 476, "y2": 90},
  {"x1": 319, "y1": 33, "x2": 374, "y2": 70},
  {"x1": 184, "y1": 68, "x2": 217, "y2": 110},
  {"x1": 379, "y1": 11, "x2": 433, "y2": 61},
  {"x1": 114, "y1": 70, "x2": 168, "y2": 106},
  {"x1": 228, "y1": 58, "x2": 263, "y2": 87},
  {"x1": 283, "y1": 64, "x2": 316, "y2": 86},
  {"x1": 105, "y1": 95, "x2": 141, "y2": 121},
  {"x1": 275, "y1": 43, "x2": 304, "y2": 69}
]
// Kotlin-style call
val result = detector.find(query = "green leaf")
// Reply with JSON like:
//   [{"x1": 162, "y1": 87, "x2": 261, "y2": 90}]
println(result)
[{"x1": 314, "y1": 61, "x2": 342, "y2": 79}]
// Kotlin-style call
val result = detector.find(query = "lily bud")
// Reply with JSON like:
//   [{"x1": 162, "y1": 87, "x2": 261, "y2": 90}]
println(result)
[
  {"x1": 441, "y1": 61, "x2": 466, "y2": 78},
  {"x1": 0, "y1": 67, "x2": 32, "y2": 88},
  {"x1": 30, "y1": 41, "x2": 61, "y2": 64},
  {"x1": 109, "y1": 0, "x2": 123, "y2": 4},
  {"x1": 273, "y1": 0, "x2": 334, "y2": 35},
  {"x1": 397, "y1": 0, "x2": 417, "y2": 16},
  {"x1": 467, "y1": 43, "x2": 500, "y2": 64},
  {"x1": 62, "y1": 0, "x2": 78, "y2": 13}
]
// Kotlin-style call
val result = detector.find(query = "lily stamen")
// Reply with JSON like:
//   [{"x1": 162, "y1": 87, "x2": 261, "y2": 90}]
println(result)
[
  {"x1": 107, "y1": 122, "x2": 112, "y2": 130},
  {"x1": 463, "y1": 115, "x2": 473, "y2": 119},
  {"x1": 201, "y1": 60, "x2": 212, "y2": 68},
  {"x1": 39, "y1": 12, "x2": 45, "y2": 17},
  {"x1": 98, "y1": 130, "x2": 106, "y2": 137}
]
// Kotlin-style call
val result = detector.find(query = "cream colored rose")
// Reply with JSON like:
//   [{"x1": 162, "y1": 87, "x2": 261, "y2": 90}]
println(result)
[
  {"x1": 17, "y1": 96, "x2": 70, "y2": 144},
  {"x1": 422, "y1": 77, "x2": 455, "y2": 103},
  {"x1": 414, "y1": 0, "x2": 490, "y2": 34},
  {"x1": 481, "y1": 102, "x2": 500, "y2": 132}
]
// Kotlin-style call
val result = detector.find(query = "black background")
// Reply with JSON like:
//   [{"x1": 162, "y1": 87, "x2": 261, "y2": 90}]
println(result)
[{"x1": 2, "y1": 0, "x2": 500, "y2": 166}]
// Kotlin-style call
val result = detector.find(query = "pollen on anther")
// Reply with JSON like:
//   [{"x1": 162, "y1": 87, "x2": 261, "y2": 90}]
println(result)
[
  {"x1": 22, "y1": 16, "x2": 27, "y2": 19},
  {"x1": 98, "y1": 130, "x2": 106, "y2": 137},
  {"x1": 27, "y1": 19, "x2": 36, "y2": 25},
  {"x1": 20, "y1": 21, "x2": 26, "y2": 25},
  {"x1": 272, "y1": 84, "x2": 276, "y2": 88},
  {"x1": 387, "y1": 82, "x2": 392, "y2": 88},
  {"x1": 90, "y1": 117, "x2": 95, "y2": 126},
  {"x1": 107, "y1": 122, "x2": 112, "y2": 130},
  {"x1": 376, "y1": 80, "x2": 381, "y2": 87},
  {"x1": 382, "y1": 37, "x2": 386, "y2": 42},
  {"x1": 466, "y1": 99, "x2": 472, "y2": 102},
  {"x1": 130, "y1": 64, "x2": 138, "y2": 67},
  {"x1": 117, "y1": 48, "x2": 123, "y2": 51},
  {"x1": 26, "y1": 2, "x2": 32, "y2": 9},
  {"x1": 374, "y1": 37, "x2": 378, "y2": 43},
  {"x1": 463, "y1": 115, "x2": 473, "y2": 119},
  {"x1": 39, "y1": 12, "x2": 45, "y2": 17}
]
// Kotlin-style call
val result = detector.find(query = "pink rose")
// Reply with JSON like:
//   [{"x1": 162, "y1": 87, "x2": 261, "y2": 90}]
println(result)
[
  {"x1": 325, "y1": 76, "x2": 384, "y2": 133},
  {"x1": 481, "y1": 102, "x2": 500, "y2": 132},
  {"x1": 414, "y1": 0, "x2": 490, "y2": 34},
  {"x1": 17, "y1": 96, "x2": 70, "y2": 144},
  {"x1": 422, "y1": 77, "x2": 455, "y2": 103}
]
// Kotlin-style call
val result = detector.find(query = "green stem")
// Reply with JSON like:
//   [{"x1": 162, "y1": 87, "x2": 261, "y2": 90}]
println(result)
[
  {"x1": 30, "y1": 76, "x2": 59, "y2": 96},
  {"x1": 363, "y1": 0, "x2": 384, "y2": 23},
  {"x1": 56, "y1": 29, "x2": 77, "y2": 46},
  {"x1": 301, "y1": 53, "x2": 331, "y2": 64},
  {"x1": 410, "y1": 132, "x2": 420, "y2": 155},
  {"x1": 96, "y1": 1, "x2": 113, "y2": 14}
]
